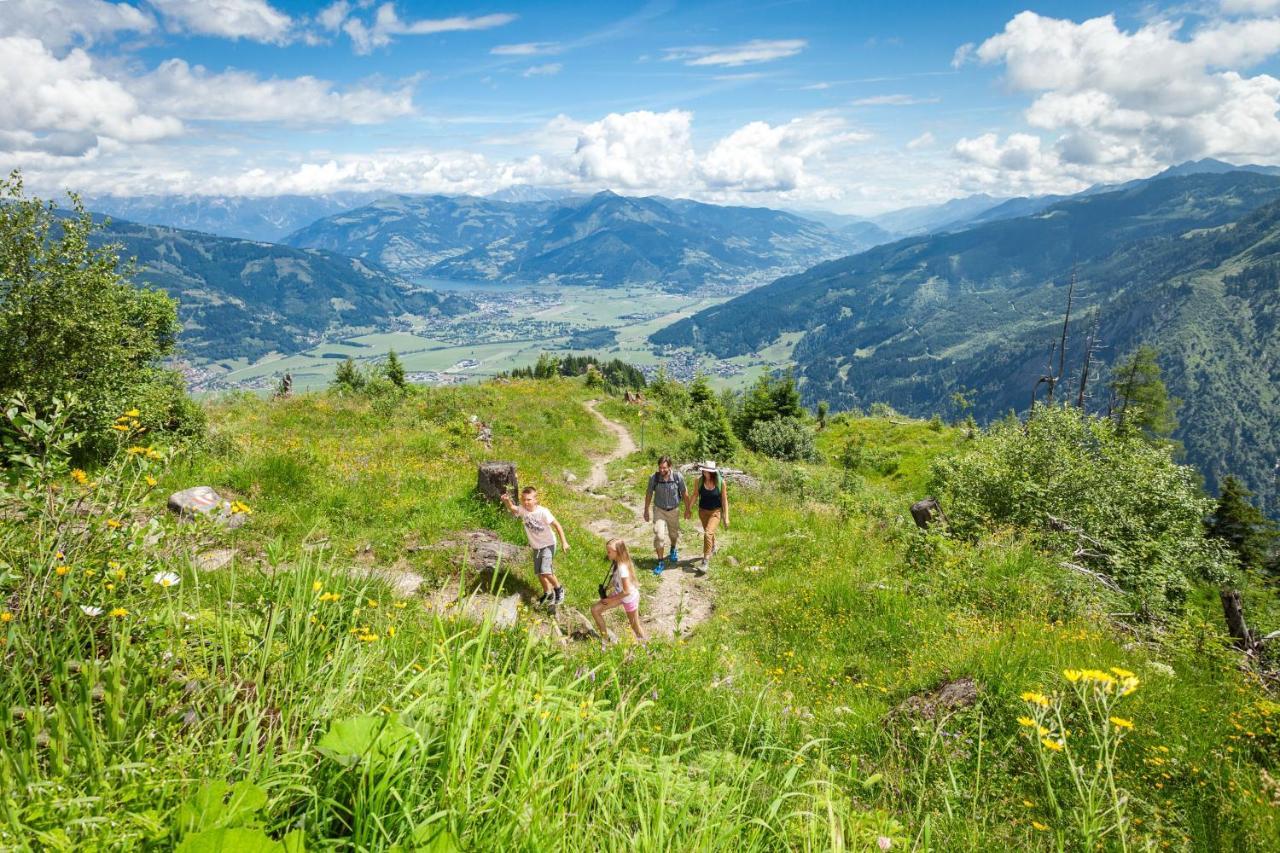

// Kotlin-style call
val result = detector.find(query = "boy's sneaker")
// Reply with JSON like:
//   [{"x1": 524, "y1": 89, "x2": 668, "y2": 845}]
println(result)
[
  {"x1": 538, "y1": 591, "x2": 552, "y2": 607},
  {"x1": 553, "y1": 586, "x2": 565, "y2": 605},
  {"x1": 696, "y1": 559, "x2": 708, "y2": 577},
  {"x1": 653, "y1": 560, "x2": 665, "y2": 576},
  {"x1": 669, "y1": 547, "x2": 679, "y2": 563}
]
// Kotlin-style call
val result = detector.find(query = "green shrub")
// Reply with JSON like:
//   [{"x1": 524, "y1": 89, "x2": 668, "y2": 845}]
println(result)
[
  {"x1": 745, "y1": 416, "x2": 817, "y2": 462},
  {"x1": 930, "y1": 403, "x2": 1229, "y2": 615},
  {"x1": 0, "y1": 172, "x2": 201, "y2": 459}
]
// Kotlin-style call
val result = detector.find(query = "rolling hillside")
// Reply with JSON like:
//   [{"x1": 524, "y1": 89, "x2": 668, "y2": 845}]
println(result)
[
  {"x1": 284, "y1": 191, "x2": 879, "y2": 289},
  {"x1": 99, "y1": 218, "x2": 473, "y2": 362},
  {"x1": 652, "y1": 171, "x2": 1280, "y2": 514},
  {"x1": 86, "y1": 193, "x2": 380, "y2": 242}
]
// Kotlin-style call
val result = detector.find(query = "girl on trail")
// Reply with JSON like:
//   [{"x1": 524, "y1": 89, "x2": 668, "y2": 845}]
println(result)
[
  {"x1": 685, "y1": 460, "x2": 728, "y2": 575},
  {"x1": 590, "y1": 539, "x2": 648, "y2": 646}
]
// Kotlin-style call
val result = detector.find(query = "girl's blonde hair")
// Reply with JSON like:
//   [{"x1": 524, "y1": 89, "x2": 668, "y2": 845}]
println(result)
[{"x1": 607, "y1": 538, "x2": 632, "y2": 566}]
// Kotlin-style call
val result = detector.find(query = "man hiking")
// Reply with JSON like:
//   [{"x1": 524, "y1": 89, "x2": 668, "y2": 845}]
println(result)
[{"x1": 643, "y1": 455, "x2": 686, "y2": 575}]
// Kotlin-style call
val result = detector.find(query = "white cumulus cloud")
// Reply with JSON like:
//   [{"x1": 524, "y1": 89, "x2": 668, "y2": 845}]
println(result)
[
  {"x1": 134, "y1": 60, "x2": 416, "y2": 124},
  {"x1": 567, "y1": 109, "x2": 697, "y2": 189},
  {"x1": 0, "y1": 37, "x2": 181, "y2": 155},
  {"x1": 955, "y1": 10, "x2": 1280, "y2": 193},
  {"x1": 149, "y1": 0, "x2": 293, "y2": 44},
  {"x1": 699, "y1": 114, "x2": 867, "y2": 193},
  {"x1": 0, "y1": 0, "x2": 154, "y2": 49},
  {"x1": 662, "y1": 38, "x2": 806, "y2": 67}
]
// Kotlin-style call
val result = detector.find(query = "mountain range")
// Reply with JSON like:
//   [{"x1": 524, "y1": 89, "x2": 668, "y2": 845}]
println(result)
[
  {"x1": 652, "y1": 170, "x2": 1280, "y2": 516},
  {"x1": 283, "y1": 191, "x2": 883, "y2": 289},
  {"x1": 85, "y1": 193, "x2": 383, "y2": 243},
  {"x1": 96, "y1": 217, "x2": 472, "y2": 362}
]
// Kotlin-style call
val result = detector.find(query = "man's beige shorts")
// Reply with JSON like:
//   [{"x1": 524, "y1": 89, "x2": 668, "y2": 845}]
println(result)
[{"x1": 652, "y1": 505, "x2": 681, "y2": 554}]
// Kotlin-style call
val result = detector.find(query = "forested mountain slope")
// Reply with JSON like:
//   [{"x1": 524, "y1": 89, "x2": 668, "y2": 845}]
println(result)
[
  {"x1": 99, "y1": 218, "x2": 472, "y2": 361},
  {"x1": 285, "y1": 191, "x2": 878, "y2": 289},
  {"x1": 652, "y1": 171, "x2": 1280, "y2": 513}
]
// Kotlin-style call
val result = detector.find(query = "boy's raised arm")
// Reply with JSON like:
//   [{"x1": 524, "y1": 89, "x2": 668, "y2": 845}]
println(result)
[{"x1": 499, "y1": 492, "x2": 519, "y2": 515}]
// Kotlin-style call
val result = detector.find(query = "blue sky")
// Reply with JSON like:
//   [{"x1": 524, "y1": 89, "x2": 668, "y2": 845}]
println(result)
[{"x1": 5, "y1": 0, "x2": 1280, "y2": 213}]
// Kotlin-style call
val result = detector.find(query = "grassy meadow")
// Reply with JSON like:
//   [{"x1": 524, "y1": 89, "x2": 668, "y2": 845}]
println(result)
[{"x1": 2, "y1": 378, "x2": 1278, "y2": 850}]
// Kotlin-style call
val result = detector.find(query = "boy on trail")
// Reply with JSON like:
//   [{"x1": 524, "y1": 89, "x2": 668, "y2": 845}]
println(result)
[
  {"x1": 501, "y1": 486, "x2": 570, "y2": 607},
  {"x1": 643, "y1": 455, "x2": 686, "y2": 576}
]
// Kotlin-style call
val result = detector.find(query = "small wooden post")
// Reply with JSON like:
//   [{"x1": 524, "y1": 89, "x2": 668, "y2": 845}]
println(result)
[{"x1": 477, "y1": 462, "x2": 519, "y2": 503}]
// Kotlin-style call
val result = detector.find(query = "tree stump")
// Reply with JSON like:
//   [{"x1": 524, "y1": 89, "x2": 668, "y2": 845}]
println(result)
[
  {"x1": 910, "y1": 497, "x2": 945, "y2": 530},
  {"x1": 477, "y1": 462, "x2": 518, "y2": 503},
  {"x1": 1221, "y1": 588, "x2": 1257, "y2": 653}
]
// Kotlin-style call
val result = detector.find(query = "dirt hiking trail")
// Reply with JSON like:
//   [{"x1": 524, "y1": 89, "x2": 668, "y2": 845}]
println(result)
[{"x1": 577, "y1": 400, "x2": 714, "y2": 641}]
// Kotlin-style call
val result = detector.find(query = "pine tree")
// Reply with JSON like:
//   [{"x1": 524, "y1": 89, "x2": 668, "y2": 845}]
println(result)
[
  {"x1": 688, "y1": 401, "x2": 738, "y2": 461},
  {"x1": 332, "y1": 357, "x2": 364, "y2": 392},
  {"x1": 816, "y1": 401, "x2": 829, "y2": 430},
  {"x1": 1207, "y1": 475, "x2": 1279, "y2": 571},
  {"x1": 688, "y1": 372, "x2": 717, "y2": 407},
  {"x1": 383, "y1": 349, "x2": 405, "y2": 388},
  {"x1": 1108, "y1": 345, "x2": 1178, "y2": 439}
]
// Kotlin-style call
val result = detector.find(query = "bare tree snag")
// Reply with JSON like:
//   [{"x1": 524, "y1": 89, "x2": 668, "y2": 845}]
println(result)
[{"x1": 477, "y1": 462, "x2": 519, "y2": 503}]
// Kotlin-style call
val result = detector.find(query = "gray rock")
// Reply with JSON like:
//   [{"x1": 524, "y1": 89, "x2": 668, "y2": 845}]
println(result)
[
  {"x1": 726, "y1": 556, "x2": 739, "y2": 567},
  {"x1": 167, "y1": 486, "x2": 247, "y2": 529},
  {"x1": 432, "y1": 529, "x2": 524, "y2": 573},
  {"x1": 194, "y1": 549, "x2": 235, "y2": 572},
  {"x1": 563, "y1": 470, "x2": 578, "y2": 483}
]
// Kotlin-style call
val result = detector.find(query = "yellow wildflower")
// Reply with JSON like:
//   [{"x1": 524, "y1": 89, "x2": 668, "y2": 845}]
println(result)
[
  {"x1": 367, "y1": 598, "x2": 379, "y2": 608},
  {"x1": 1110, "y1": 666, "x2": 1135, "y2": 679},
  {"x1": 106, "y1": 519, "x2": 121, "y2": 529},
  {"x1": 126, "y1": 446, "x2": 148, "y2": 456},
  {"x1": 123, "y1": 409, "x2": 140, "y2": 418},
  {"x1": 1063, "y1": 669, "x2": 1082, "y2": 683},
  {"x1": 1031, "y1": 821, "x2": 1050, "y2": 832},
  {"x1": 1109, "y1": 716, "x2": 1134, "y2": 729},
  {"x1": 1017, "y1": 716, "x2": 1036, "y2": 727},
  {"x1": 1041, "y1": 738, "x2": 1065, "y2": 752},
  {"x1": 386, "y1": 626, "x2": 396, "y2": 638},
  {"x1": 111, "y1": 424, "x2": 129, "y2": 432},
  {"x1": 1, "y1": 611, "x2": 12, "y2": 623},
  {"x1": 109, "y1": 607, "x2": 128, "y2": 618},
  {"x1": 71, "y1": 469, "x2": 88, "y2": 485},
  {"x1": 55, "y1": 565, "x2": 70, "y2": 576},
  {"x1": 312, "y1": 580, "x2": 324, "y2": 592},
  {"x1": 1021, "y1": 691, "x2": 1050, "y2": 708},
  {"x1": 318, "y1": 592, "x2": 341, "y2": 603},
  {"x1": 145, "y1": 475, "x2": 157, "y2": 487}
]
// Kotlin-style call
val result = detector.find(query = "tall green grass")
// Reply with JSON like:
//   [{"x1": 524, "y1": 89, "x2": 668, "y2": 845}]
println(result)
[{"x1": 3, "y1": 380, "x2": 1278, "y2": 850}]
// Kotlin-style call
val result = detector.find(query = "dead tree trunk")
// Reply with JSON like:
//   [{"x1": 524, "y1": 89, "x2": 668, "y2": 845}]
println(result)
[
  {"x1": 1221, "y1": 588, "x2": 1257, "y2": 653},
  {"x1": 477, "y1": 462, "x2": 519, "y2": 503}
]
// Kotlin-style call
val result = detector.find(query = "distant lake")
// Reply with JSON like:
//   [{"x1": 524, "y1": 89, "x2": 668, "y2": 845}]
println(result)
[{"x1": 414, "y1": 277, "x2": 529, "y2": 293}]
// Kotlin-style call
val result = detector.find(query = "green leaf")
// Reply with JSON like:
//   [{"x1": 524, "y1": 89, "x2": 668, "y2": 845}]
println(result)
[
  {"x1": 174, "y1": 780, "x2": 268, "y2": 834},
  {"x1": 316, "y1": 713, "x2": 416, "y2": 767},
  {"x1": 176, "y1": 827, "x2": 284, "y2": 853}
]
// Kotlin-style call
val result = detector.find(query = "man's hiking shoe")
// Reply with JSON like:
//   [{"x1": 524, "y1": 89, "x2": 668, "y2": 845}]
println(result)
[
  {"x1": 653, "y1": 560, "x2": 665, "y2": 576},
  {"x1": 553, "y1": 586, "x2": 565, "y2": 605},
  {"x1": 669, "y1": 547, "x2": 679, "y2": 562}
]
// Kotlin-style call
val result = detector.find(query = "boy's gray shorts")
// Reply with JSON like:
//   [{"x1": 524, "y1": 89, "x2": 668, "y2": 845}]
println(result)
[{"x1": 532, "y1": 545, "x2": 556, "y2": 575}]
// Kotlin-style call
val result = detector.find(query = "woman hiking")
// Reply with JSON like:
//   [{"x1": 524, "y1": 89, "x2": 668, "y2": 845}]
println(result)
[
  {"x1": 590, "y1": 539, "x2": 648, "y2": 646},
  {"x1": 686, "y1": 461, "x2": 728, "y2": 576}
]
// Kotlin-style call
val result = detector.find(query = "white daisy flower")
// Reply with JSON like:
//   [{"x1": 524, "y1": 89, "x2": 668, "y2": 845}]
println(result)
[
  {"x1": 152, "y1": 571, "x2": 181, "y2": 588},
  {"x1": 79, "y1": 605, "x2": 104, "y2": 617}
]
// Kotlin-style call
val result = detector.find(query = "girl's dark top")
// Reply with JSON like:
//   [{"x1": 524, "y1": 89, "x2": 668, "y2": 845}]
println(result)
[{"x1": 698, "y1": 477, "x2": 723, "y2": 511}]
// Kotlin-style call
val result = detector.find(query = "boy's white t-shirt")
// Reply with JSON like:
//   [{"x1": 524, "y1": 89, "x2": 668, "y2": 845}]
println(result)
[{"x1": 516, "y1": 506, "x2": 557, "y2": 550}]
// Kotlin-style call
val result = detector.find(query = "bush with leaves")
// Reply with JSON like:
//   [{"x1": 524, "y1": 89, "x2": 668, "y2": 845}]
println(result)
[
  {"x1": 0, "y1": 171, "x2": 203, "y2": 459},
  {"x1": 930, "y1": 403, "x2": 1229, "y2": 615},
  {"x1": 745, "y1": 416, "x2": 817, "y2": 462}
]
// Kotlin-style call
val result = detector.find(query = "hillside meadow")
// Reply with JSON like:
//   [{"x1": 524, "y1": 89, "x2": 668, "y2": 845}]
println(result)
[{"x1": 1, "y1": 377, "x2": 1278, "y2": 850}]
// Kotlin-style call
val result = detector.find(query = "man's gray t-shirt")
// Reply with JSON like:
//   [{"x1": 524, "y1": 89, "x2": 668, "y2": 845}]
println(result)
[{"x1": 647, "y1": 471, "x2": 686, "y2": 511}]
